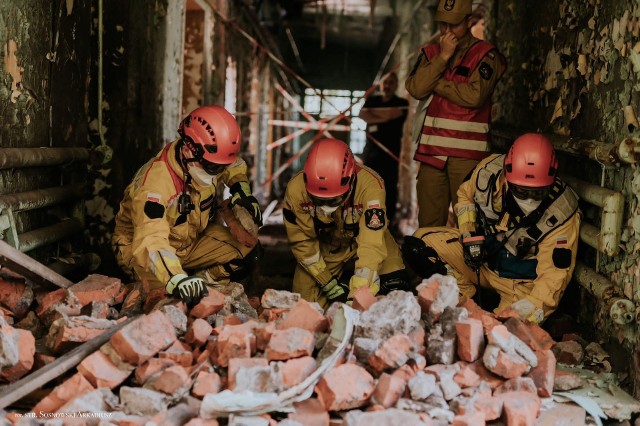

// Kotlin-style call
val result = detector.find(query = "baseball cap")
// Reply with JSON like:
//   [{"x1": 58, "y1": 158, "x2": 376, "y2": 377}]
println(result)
[{"x1": 435, "y1": 0, "x2": 472, "y2": 25}]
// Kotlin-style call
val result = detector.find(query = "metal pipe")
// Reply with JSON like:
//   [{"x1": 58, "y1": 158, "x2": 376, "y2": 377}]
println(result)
[
  {"x1": 573, "y1": 261, "x2": 636, "y2": 325},
  {"x1": 0, "y1": 239, "x2": 73, "y2": 288},
  {"x1": 0, "y1": 185, "x2": 83, "y2": 212},
  {"x1": 490, "y1": 126, "x2": 640, "y2": 166},
  {"x1": 579, "y1": 223, "x2": 600, "y2": 252},
  {"x1": 0, "y1": 148, "x2": 89, "y2": 169},
  {"x1": 562, "y1": 175, "x2": 624, "y2": 257},
  {"x1": 17, "y1": 219, "x2": 83, "y2": 253}
]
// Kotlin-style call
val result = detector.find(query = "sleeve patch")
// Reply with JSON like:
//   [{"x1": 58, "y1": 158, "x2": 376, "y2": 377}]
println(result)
[
  {"x1": 552, "y1": 247, "x2": 572, "y2": 269},
  {"x1": 367, "y1": 199, "x2": 381, "y2": 208},
  {"x1": 283, "y1": 208, "x2": 297, "y2": 225},
  {"x1": 365, "y1": 208, "x2": 386, "y2": 230},
  {"x1": 144, "y1": 201, "x2": 165, "y2": 219},
  {"x1": 479, "y1": 62, "x2": 493, "y2": 80}
]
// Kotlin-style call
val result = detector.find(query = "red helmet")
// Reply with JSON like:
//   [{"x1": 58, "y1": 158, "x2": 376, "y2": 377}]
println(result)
[
  {"x1": 178, "y1": 105, "x2": 241, "y2": 165},
  {"x1": 303, "y1": 139, "x2": 356, "y2": 199},
  {"x1": 504, "y1": 133, "x2": 558, "y2": 187}
]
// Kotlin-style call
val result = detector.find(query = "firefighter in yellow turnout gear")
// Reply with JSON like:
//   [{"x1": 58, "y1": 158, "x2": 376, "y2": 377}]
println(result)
[
  {"x1": 404, "y1": 134, "x2": 581, "y2": 323},
  {"x1": 283, "y1": 139, "x2": 409, "y2": 309},
  {"x1": 112, "y1": 106, "x2": 262, "y2": 304}
]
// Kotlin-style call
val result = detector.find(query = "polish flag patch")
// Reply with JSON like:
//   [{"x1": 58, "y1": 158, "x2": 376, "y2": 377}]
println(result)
[
  {"x1": 147, "y1": 192, "x2": 162, "y2": 203},
  {"x1": 556, "y1": 236, "x2": 568, "y2": 245},
  {"x1": 367, "y1": 199, "x2": 381, "y2": 209}
]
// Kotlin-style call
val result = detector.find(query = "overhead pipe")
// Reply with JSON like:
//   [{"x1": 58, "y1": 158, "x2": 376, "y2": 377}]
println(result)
[
  {"x1": 0, "y1": 185, "x2": 84, "y2": 212},
  {"x1": 573, "y1": 262, "x2": 636, "y2": 325},
  {"x1": 17, "y1": 219, "x2": 83, "y2": 253},
  {"x1": 0, "y1": 148, "x2": 89, "y2": 169},
  {"x1": 561, "y1": 175, "x2": 624, "y2": 257},
  {"x1": 490, "y1": 125, "x2": 640, "y2": 166}
]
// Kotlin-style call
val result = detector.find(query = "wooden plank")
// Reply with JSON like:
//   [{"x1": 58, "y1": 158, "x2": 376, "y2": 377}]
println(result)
[
  {"x1": 0, "y1": 239, "x2": 73, "y2": 288},
  {"x1": 0, "y1": 315, "x2": 140, "y2": 410}
]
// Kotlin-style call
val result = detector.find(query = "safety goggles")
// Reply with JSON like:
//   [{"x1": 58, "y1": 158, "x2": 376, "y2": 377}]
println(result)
[
  {"x1": 199, "y1": 159, "x2": 228, "y2": 176},
  {"x1": 308, "y1": 191, "x2": 349, "y2": 208},
  {"x1": 509, "y1": 183, "x2": 550, "y2": 201}
]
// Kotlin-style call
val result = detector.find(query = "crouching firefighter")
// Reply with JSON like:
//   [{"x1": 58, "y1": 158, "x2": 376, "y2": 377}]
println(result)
[
  {"x1": 112, "y1": 105, "x2": 263, "y2": 305},
  {"x1": 403, "y1": 133, "x2": 581, "y2": 324},
  {"x1": 283, "y1": 138, "x2": 410, "y2": 309}
]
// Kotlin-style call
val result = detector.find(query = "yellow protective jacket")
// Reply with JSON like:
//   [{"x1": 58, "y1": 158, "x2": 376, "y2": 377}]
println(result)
[
  {"x1": 283, "y1": 166, "x2": 389, "y2": 286},
  {"x1": 112, "y1": 139, "x2": 250, "y2": 285},
  {"x1": 455, "y1": 154, "x2": 581, "y2": 317}
]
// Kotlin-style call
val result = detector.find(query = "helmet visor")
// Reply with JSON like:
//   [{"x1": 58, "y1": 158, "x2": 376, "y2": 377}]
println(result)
[
  {"x1": 199, "y1": 159, "x2": 227, "y2": 176},
  {"x1": 509, "y1": 184, "x2": 550, "y2": 201},
  {"x1": 308, "y1": 192, "x2": 349, "y2": 208}
]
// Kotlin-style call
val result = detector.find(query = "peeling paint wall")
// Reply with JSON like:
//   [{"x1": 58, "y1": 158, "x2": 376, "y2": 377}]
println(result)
[{"x1": 493, "y1": 0, "x2": 640, "y2": 395}]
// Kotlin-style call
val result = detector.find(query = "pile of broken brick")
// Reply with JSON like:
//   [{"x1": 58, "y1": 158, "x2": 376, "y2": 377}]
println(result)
[{"x1": 0, "y1": 271, "x2": 614, "y2": 425}]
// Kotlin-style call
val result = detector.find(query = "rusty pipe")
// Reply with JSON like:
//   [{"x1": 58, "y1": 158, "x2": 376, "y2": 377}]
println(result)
[
  {"x1": 490, "y1": 126, "x2": 640, "y2": 166},
  {"x1": 18, "y1": 219, "x2": 83, "y2": 253},
  {"x1": 562, "y1": 175, "x2": 624, "y2": 257},
  {"x1": 0, "y1": 185, "x2": 84, "y2": 212},
  {"x1": 573, "y1": 261, "x2": 636, "y2": 325},
  {"x1": 0, "y1": 148, "x2": 89, "y2": 169}
]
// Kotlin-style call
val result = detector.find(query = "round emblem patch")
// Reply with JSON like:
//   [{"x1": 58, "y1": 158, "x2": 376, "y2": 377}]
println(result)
[{"x1": 444, "y1": 0, "x2": 455, "y2": 11}]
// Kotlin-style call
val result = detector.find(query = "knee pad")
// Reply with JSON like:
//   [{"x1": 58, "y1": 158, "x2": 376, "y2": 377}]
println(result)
[
  {"x1": 401, "y1": 235, "x2": 447, "y2": 279},
  {"x1": 379, "y1": 269, "x2": 411, "y2": 295},
  {"x1": 224, "y1": 242, "x2": 264, "y2": 281}
]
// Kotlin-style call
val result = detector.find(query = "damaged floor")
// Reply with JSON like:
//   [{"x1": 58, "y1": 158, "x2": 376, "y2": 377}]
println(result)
[{"x1": 1, "y1": 222, "x2": 640, "y2": 426}]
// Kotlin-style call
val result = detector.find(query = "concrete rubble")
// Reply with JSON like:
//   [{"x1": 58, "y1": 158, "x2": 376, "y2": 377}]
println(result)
[{"x1": 0, "y1": 271, "x2": 639, "y2": 425}]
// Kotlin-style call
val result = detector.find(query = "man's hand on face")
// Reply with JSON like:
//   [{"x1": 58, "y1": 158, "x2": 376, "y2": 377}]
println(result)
[{"x1": 439, "y1": 32, "x2": 459, "y2": 61}]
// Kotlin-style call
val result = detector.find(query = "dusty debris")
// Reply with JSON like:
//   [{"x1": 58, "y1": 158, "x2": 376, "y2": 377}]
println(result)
[{"x1": 1, "y1": 271, "x2": 640, "y2": 425}]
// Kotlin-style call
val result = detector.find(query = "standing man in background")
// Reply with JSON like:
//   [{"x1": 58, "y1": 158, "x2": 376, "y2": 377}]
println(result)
[
  {"x1": 358, "y1": 72, "x2": 409, "y2": 233},
  {"x1": 406, "y1": 0, "x2": 506, "y2": 228}
]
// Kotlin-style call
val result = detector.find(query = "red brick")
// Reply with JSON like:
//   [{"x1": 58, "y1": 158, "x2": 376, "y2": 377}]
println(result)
[
  {"x1": 67, "y1": 274, "x2": 122, "y2": 307},
  {"x1": 135, "y1": 358, "x2": 177, "y2": 384},
  {"x1": 278, "y1": 299, "x2": 328, "y2": 333},
  {"x1": 183, "y1": 419, "x2": 219, "y2": 426},
  {"x1": 110, "y1": 310, "x2": 177, "y2": 365},
  {"x1": 185, "y1": 318, "x2": 213, "y2": 348},
  {"x1": 499, "y1": 391, "x2": 541, "y2": 426},
  {"x1": 315, "y1": 363, "x2": 375, "y2": 411},
  {"x1": 46, "y1": 316, "x2": 117, "y2": 354},
  {"x1": 371, "y1": 373, "x2": 405, "y2": 408},
  {"x1": 151, "y1": 365, "x2": 190, "y2": 394},
  {"x1": 459, "y1": 299, "x2": 501, "y2": 334},
  {"x1": 526, "y1": 349, "x2": 556, "y2": 397},
  {"x1": 90, "y1": 301, "x2": 111, "y2": 319},
  {"x1": 456, "y1": 318, "x2": 484, "y2": 362},
  {"x1": 192, "y1": 370, "x2": 221, "y2": 398},
  {"x1": 217, "y1": 333, "x2": 253, "y2": 367},
  {"x1": 0, "y1": 328, "x2": 34, "y2": 382},
  {"x1": 77, "y1": 350, "x2": 132, "y2": 388},
  {"x1": 158, "y1": 340, "x2": 193, "y2": 367},
  {"x1": 494, "y1": 377, "x2": 537, "y2": 395},
  {"x1": 281, "y1": 356, "x2": 317, "y2": 388},
  {"x1": 223, "y1": 314, "x2": 243, "y2": 326},
  {"x1": 0, "y1": 279, "x2": 31, "y2": 317},
  {"x1": 483, "y1": 345, "x2": 529, "y2": 379},
  {"x1": 228, "y1": 357, "x2": 269, "y2": 390},
  {"x1": 351, "y1": 286, "x2": 377, "y2": 311},
  {"x1": 190, "y1": 290, "x2": 226, "y2": 318},
  {"x1": 474, "y1": 395, "x2": 503, "y2": 421},
  {"x1": 553, "y1": 370, "x2": 582, "y2": 391},
  {"x1": 32, "y1": 373, "x2": 94, "y2": 414},
  {"x1": 368, "y1": 334, "x2": 414, "y2": 373},
  {"x1": 453, "y1": 363, "x2": 481, "y2": 388},
  {"x1": 468, "y1": 360, "x2": 504, "y2": 390},
  {"x1": 289, "y1": 398, "x2": 329, "y2": 426},
  {"x1": 35, "y1": 288, "x2": 67, "y2": 318},
  {"x1": 266, "y1": 328, "x2": 315, "y2": 361},
  {"x1": 452, "y1": 411, "x2": 485, "y2": 426},
  {"x1": 34, "y1": 352, "x2": 56, "y2": 370},
  {"x1": 417, "y1": 280, "x2": 440, "y2": 314}
]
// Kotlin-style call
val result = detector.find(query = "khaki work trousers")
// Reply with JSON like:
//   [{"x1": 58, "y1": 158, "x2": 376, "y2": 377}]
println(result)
[
  {"x1": 119, "y1": 223, "x2": 254, "y2": 290},
  {"x1": 293, "y1": 229, "x2": 405, "y2": 310},
  {"x1": 417, "y1": 226, "x2": 536, "y2": 315},
  {"x1": 416, "y1": 158, "x2": 479, "y2": 228}
]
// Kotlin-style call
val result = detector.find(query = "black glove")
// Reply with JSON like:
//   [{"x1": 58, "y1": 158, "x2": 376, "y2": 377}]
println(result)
[
  {"x1": 379, "y1": 269, "x2": 412, "y2": 295},
  {"x1": 230, "y1": 181, "x2": 263, "y2": 226},
  {"x1": 320, "y1": 277, "x2": 349, "y2": 303},
  {"x1": 166, "y1": 274, "x2": 209, "y2": 305},
  {"x1": 401, "y1": 236, "x2": 447, "y2": 278},
  {"x1": 461, "y1": 233, "x2": 486, "y2": 271}
]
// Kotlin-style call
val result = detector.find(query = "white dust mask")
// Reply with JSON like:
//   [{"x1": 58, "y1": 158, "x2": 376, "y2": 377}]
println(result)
[
  {"x1": 515, "y1": 197, "x2": 542, "y2": 216},
  {"x1": 188, "y1": 165, "x2": 216, "y2": 188},
  {"x1": 319, "y1": 205, "x2": 339, "y2": 215}
]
